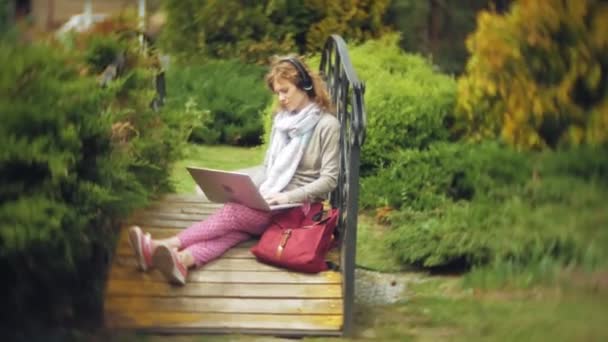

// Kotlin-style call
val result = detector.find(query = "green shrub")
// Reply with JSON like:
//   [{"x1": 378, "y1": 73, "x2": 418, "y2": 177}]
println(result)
[
  {"x1": 386, "y1": 177, "x2": 607, "y2": 269},
  {"x1": 342, "y1": 34, "x2": 457, "y2": 172},
  {"x1": 0, "y1": 30, "x2": 197, "y2": 328},
  {"x1": 83, "y1": 33, "x2": 127, "y2": 73},
  {"x1": 161, "y1": 0, "x2": 391, "y2": 63},
  {"x1": 360, "y1": 141, "x2": 529, "y2": 210},
  {"x1": 361, "y1": 142, "x2": 608, "y2": 270},
  {"x1": 166, "y1": 59, "x2": 271, "y2": 146}
]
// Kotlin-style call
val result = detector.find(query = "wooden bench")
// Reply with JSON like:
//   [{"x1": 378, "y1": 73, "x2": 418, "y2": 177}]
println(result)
[{"x1": 103, "y1": 34, "x2": 366, "y2": 337}]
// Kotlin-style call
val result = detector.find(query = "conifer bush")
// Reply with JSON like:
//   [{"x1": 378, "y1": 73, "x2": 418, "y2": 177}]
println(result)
[
  {"x1": 0, "y1": 17, "x2": 198, "y2": 328},
  {"x1": 360, "y1": 142, "x2": 608, "y2": 270},
  {"x1": 456, "y1": 0, "x2": 608, "y2": 148},
  {"x1": 166, "y1": 60, "x2": 271, "y2": 146},
  {"x1": 161, "y1": 0, "x2": 391, "y2": 63},
  {"x1": 360, "y1": 142, "x2": 529, "y2": 210}
]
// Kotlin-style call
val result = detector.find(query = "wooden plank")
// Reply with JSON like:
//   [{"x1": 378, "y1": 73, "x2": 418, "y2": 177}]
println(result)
[
  {"x1": 115, "y1": 226, "x2": 340, "y2": 265},
  {"x1": 106, "y1": 297, "x2": 342, "y2": 315},
  {"x1": 156, "y1": 194, "x2": 212, "y2": 203},
  {"x1": 115, "y1": 227, "x2": 256, "y2": 249},
  {"x1": 131, "y1": 211, "x2": 210, "y2": 222},
  {"x1": 105, "y1": 312, "x2": 342, "y2": 331},
  {"x1": 136, "y1": 206, "x2": 218, "y2": 216},
  {"x1": 126, "y1": 218, "x2": 200, "y2": 228},
  {"x1": 106, "y1": 280, "x2": 342, "y2": 299},
  {"x1": 109, "y1": 267, "x2": 342, "y2": 284},
  {"x1": 144, "y1": 202, "x2": 222, "y2": 212},
  {"x1": 114, "y1": 255, "x2": 286, "y2": 272},
  {"x1": 116, "y1": 227, "x2": 192, "y2": 240},
  {"x1": 116, "y1": 244, "x2": 255, "y2": 259}
]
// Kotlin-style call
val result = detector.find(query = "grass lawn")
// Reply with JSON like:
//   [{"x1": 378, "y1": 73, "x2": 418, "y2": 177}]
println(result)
[
  {"x1": 346, "y1": 215, "x2": 608, "y2": 341},
  {"x1": 341, "y1": 275, "x2": 608, "y2": 342},
  {"x1": 170, "y1": 144, "x2": 265, "y2": 194}
]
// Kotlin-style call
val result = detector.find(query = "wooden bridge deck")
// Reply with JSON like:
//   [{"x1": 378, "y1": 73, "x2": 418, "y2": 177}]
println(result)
[{"x1": 104, "y1": 194, "x2": 344, "y2": 336}]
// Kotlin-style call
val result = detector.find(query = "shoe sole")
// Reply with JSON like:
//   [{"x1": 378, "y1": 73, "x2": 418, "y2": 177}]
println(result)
[
  {"x1": 128, "y1": 226, "x2": 148, "y2": 271},
  {"x1": 153, "y1": 245, "x2": 186, "y2": 285}
]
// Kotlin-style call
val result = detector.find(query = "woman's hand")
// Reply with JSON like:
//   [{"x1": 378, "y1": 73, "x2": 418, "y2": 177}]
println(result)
[{"x1": 264, "y1": 193, "x2": 289, "y2": 205}]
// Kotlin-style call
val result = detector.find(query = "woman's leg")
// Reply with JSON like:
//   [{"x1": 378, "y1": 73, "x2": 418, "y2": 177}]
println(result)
[
  {"x1": 175, "y1": 202, "x2": 273, "y2": 249},
  {"x1": 180, "y1": 230, "x2": 251, "y2": 267},
  {"x1": 152, "y1": 203, "x2": 273, "y2": 284},
  {"x1": 143, "y1": 204, "x2": 240, "y2": 255},
  {"x1": 176, "y1": 202, "x2": 274, "y2": 267},
  {"x1": 153, "y1": 231, "x2": 251, "y2": 286}
]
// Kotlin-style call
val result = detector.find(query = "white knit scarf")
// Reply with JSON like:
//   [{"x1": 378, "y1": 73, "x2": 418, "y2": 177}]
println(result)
[{"x1": 259, "y1": 103, "x2": 321, "y2": 196}]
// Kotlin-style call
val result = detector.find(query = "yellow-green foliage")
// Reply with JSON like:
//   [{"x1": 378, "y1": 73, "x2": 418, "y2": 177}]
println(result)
[
  {"x1": 305, "y1": 0, "x2": 391, "y2": 51},
  {"x1": 456, "y1": 0, "x2": 608, "y2": 148},
  {"x1": 161, "y1": 0, "x2": 391, "y2": 63}
]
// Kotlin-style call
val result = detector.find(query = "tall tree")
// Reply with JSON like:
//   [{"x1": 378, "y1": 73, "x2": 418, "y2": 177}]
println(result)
[{"x1": 386, "y1": 0, "x2": 514, "y2": 74}]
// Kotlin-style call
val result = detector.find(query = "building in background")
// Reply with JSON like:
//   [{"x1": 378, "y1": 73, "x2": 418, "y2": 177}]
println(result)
[{"x1": 11, "y1": 0, "x2": 160, "y2": 31}]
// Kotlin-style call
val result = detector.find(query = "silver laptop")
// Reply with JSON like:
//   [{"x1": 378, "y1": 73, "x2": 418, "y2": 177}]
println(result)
[{"x1": 186, "y1": 167, "x2": 302, "y2": 212}]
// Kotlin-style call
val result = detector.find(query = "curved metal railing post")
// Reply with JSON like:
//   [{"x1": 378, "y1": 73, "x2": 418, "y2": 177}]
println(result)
[{"x1": 319, "y1": 34, "x2": 366, "y2": 337}]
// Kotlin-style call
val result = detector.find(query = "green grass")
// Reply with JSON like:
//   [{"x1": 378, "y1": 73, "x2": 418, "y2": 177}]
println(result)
[
  {"x1": 170, "y1": 144, "x2": 265, "y2": 194},
  {"x1": 356, "y1": 214, "x2": 403, "y2": 272},
  {"x1": 303, "y1": 276, "x2": 608, "y2": 342}
]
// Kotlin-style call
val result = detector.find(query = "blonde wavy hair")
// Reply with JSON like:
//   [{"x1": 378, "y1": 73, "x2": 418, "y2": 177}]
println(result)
[{"x1": 265, "y1": 55, "x2": 335, "y2": 115}]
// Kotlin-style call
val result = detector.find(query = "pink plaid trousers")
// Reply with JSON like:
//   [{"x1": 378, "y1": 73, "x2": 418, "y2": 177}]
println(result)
[{"x1": 177, "y1": 202, "x2": 273, "y2": 267}]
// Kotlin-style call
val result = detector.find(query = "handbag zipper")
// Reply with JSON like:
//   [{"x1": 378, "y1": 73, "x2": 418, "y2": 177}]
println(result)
[{"x1": 276, "y1": 228, "x2": 292, "y2": 259}]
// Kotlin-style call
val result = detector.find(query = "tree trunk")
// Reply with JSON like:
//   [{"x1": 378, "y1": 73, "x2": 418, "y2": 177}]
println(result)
[{"x1": 427, "y1": 0, "x2": 442, "y2": 56}]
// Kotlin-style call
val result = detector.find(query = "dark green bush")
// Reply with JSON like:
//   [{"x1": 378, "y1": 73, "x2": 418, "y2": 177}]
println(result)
[
  {"x1": 360, "y1": 142, "x2": 530, "y2": 210},
  {"x1": 386, "y1": 177, "x2": 607, "y2": 269},
  {"x1": 361, "y1": 142, "x2": 608, "y2": 270},
  {"x1": 166, "y1": 59, "x2": 271, "y2": 146},
  {"x1": 160, "y1": 0, "x2": 391, "y2": 63},
  {"x1": 0, "y1": 32, "x2": 197, "y2": 329},
  {"x1": 83, "y1": 34, "x2": 127, "y2": 73}
]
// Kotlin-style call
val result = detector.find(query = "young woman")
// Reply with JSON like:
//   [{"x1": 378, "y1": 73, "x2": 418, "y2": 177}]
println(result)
[{"x1": 128, "y1": 55, "x2": 340, "y2": 285}]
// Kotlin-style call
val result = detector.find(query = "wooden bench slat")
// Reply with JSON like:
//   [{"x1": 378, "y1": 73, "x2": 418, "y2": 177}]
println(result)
[
  {"x1": 116, "y1": 244, "x2": 256, "y2": 259},
  {"x1": 109, "y1": 266, "x2": 342, "y2": 284},
  {"x1": 115, "y1": 228, "x2": 340, "y2": 265},
  {"x1": 126, "y1": 218, "x2": 200, "y2": 228},
  {"x1": 105, "y1": 311, "x2": 343, "y2": 331},
  {"x1": 114, "y1": 255, "x2": 286, "y2": 272},
  {"x1": 106, "y1": 280, "x2": 342, "y2": 299},
  {"x1": 144, "y1": 202, "x2": 222, "y2": 211},
  {"x1": 106, "y1": 297, "x2": 342, "y2": 315},
  {"x1": 156, "y1": 194, "x2": 214, "y2": 203},
  {"x1": 131, "y1": 211, "x2": 210, "y2": 222},
  {"x1": 117, "y1": 244, "x2": 341, "y2": 263},
  {"x1": 116, "y1": 227, "x2": 211, "y2": 240}
]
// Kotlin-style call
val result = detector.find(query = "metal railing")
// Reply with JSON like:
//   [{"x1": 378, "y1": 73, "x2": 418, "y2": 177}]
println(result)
[{"x1": 319, "y1": 34, "x2": 366, "y2": 337}]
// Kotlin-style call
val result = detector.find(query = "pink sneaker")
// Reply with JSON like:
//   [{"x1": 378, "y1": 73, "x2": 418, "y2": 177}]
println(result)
[
  {"x1": 128, "y1": 225, "x2": 154, "y2": 271},
  {"x1": 153, "y1": 244, "x2": 188, "y2": 285}
]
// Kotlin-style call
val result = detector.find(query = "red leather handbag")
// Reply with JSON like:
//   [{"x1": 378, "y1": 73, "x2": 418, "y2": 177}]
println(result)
[{"x1": 251, "y1": 203, "x2": 339, "y2": 273}]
